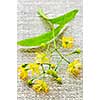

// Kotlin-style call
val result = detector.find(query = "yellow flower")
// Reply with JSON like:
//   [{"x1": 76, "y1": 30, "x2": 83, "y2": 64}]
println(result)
[
  {"x1": 32, "y1": 80, "x2": 49, "y2": 93},
  {"x1": 62, "y1": 36, "x2": 74, "y2": 48},
  {"x1": 17, "y1": 66, "x2": 28, "y2": 80},
  {"x1": 67, "y1": 60, "x2": 82, "y2": 77},
  {"x1": 35, "y1": 52, "x2": 50, "y2": 64},
  {"x1": 28, "y1": 63, "x2": 40, "y2": 75}
]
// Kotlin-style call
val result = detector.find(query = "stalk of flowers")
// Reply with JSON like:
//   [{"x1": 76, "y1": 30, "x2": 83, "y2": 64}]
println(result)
[
  {"x1": 17, "y1": 9, "x2": 82, "y2": 94},
  {"x1": 17, "y1": 38, "x2": 82, "y2": 93},
  {"x1": 17, "y1": 25, "x2": 82, "y2": 93}
]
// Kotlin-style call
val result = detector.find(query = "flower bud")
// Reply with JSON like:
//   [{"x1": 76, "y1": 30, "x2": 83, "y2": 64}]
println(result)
[
  {"x1": 47, "y1": 70, "x2": 58, "y2": 78},
  {"x1": 40, "y1": 43, "x2": 46, "y2": 47},
  {"x1": 74, "y1": 48, "x2": 81, "y2": 54},
  {"x1": 22, "y1": 64, "x2": 28, "y2": 68},
  {"x1": 27, "y1": 80, "x2": 33, "y2": 86},
  {"x1": 51, "y1": 64, "x2": 56, "y2": 69},
  {"x1": 56, "y1": 77, "x2": 62, "y2": 84},
  {"x1": 51, "y1": 70, "x2": 58, "y2": 78},
  {"x1": 46, "y1": 69, "x2": 52, "y2": 75}
]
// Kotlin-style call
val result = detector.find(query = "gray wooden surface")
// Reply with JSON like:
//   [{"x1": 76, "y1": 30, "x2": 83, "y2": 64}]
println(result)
[{"x1": 17, "y1": 0, "x2": 83, "y2": 100}]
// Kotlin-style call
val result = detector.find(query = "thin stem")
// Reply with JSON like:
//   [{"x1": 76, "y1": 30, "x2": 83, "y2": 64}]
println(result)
[
  {"x1": 50, "y1": 46, "x2": 60, "y2": 54},
  {"x1": 66, "y1": 52, "x2": 74, "y2": 56},
  {"x1": 31, "y1": 73, "x2": 44, "y2": 81},
  {"x1": 49, "y1": 66, "x2": 50, "y2": 69},
  {"x1": 39, "y1": 11, "x2": 70, "y2": 64},
  {"x1": 41, "y1": 64, "x2": 45, "y2": 73},
  {"x1": 51, "y1": 24, "x2": 70, "y2": 64},
  {"x1": 42, "y1": 63, "x2": 51, "y2": 66},
  {"x1": 56, "y1": 49, "x2": 70, "y2": 64},
  {"x1": 66, "y1": 50, "x2": 81, "y2": 56},
  {"x1": 51, "y1": 24, "x2": 57, "y2": 49},
  {"x1": 55, "y1": 59, "x2": 62, "y2": 71},
  {"x1": 46, "y1": 43, "x2": 50, "y2": 53}
]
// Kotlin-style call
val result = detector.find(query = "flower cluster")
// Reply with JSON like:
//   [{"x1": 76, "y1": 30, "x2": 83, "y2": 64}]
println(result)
[
  {"x1": 18, "y1": 64, "x2": 28, "y2": 80},
  {"x1": 67, "y1": 59, "x2": 82, "y2": 78},
  {"x1": 17, "y1": 8, "x2": 82, "y2": 94},
  {"x1": 62, "y1": 36, "x2": 74, "y2": 48},
  {"x1": 32, "y1": 80, "x2": 49, "y2": 93},
  {"x1": 18, "y1": 35, "x2": 82, "y2": 93}
]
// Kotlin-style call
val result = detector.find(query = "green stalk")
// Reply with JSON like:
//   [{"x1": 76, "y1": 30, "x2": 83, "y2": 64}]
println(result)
[
  {"x1": 55, "y1": 59, "x2": 62, "y2": 71},
  {"x1": 38, "y1": 9, "x2": 70, "y2": 64},
  {"x1": 51, "y1": 24, "x2": 70, "y2": 64},
  {"x1": 55, "y1": 49, "x2": 70, "y2": 64},
  {"x1": 52, "y1": 25, "x2": 57, "y2": 49},
  {"x1": 41, "y1": 64, "x2": 45, "y2": 74},
  {"x1": 66, "y1": 52, "x2": 74, "y2": 56},
  {"x1": 31, "y1": 73, "x2": 44, "y2": 82}
]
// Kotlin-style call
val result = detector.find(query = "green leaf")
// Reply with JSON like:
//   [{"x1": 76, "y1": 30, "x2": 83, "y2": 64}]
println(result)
[
  {"x1": 17, "y1": 25, "x2": 64, "y2": 47},
  {"x1": 38, "y1": 8, "x2": 78, "y2": 25},
  {"x1": 17, "y1": 9, "x2": 78, "y2": 47},
  {"x1": 49, "y1": 9, "x2": 78, "y2": 25}
]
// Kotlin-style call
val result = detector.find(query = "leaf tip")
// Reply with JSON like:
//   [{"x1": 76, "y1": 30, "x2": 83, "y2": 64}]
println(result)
[{"x1": 73, "y1": 9, "x2": 79, "y2": 14}]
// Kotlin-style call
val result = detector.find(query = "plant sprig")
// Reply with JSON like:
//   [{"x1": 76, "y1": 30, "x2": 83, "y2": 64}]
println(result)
[
  {"x1": 17, "y1": 9, "x2": 78, "y2": 47},
  {"x1": 17, "y1": 8, "x2": 82, "y2": 94}
]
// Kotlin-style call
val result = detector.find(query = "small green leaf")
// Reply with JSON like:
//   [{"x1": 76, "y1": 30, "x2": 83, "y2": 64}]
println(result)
[
  {"x1": 49, "y1": 9, "x2": 79, "y2": 25},
  {"x1": 38, "y1": 8, "x2": 78, "y2": 25}
]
